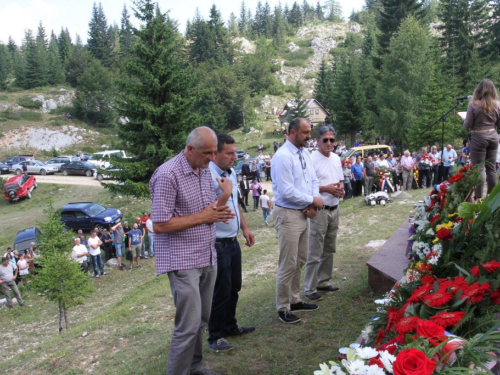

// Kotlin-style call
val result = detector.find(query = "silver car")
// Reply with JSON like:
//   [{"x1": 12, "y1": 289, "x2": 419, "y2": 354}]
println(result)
[
  {"x1": 45, "y1": 156, "x2": 80, "y2": 172},
  {"x1": 11, "y1": 160, "x2": 59, "y2": 175}
]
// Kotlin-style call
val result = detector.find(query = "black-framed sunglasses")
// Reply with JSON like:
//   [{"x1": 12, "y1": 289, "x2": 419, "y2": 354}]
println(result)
[{"x1": 322, "y1": 138, "x2": 336, "y2": 143}]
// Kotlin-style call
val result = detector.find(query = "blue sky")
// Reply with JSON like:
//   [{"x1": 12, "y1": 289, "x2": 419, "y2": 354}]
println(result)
[{"x1": 0, "y1": 0, "x2": 365, "y2": 44}]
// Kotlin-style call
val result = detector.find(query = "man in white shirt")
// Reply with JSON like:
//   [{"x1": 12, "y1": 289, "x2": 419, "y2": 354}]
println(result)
[
  {"x1": 429, "y1": 146, "x2": 441, "y2": 186},
  {"x1": 442, "y1": 144, "x2": 458, "y2": 181},
  {"x1": 374, "y1": 153, "x2": 389, "y2": 169},
  {"x1": 87, "y1": 230, "x2": 106, "y2": 278},
  {"x1": 304, "y1": 125, "x2": 344, "y2": 301},
  {"x1": 71, "y1": 237, "x2": 90, "y2": 273}
]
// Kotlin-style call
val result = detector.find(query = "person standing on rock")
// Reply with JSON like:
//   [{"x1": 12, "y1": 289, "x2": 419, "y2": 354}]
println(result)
[
  {"x1": 271, "y1": 117, "x2": 323, "y2": 324},
  {"x1": 150, "y1": 126, "x2": 234, "y2": 375},
  {"x1": 303, "y1": 125, "x2": 343, "y2": 302}
]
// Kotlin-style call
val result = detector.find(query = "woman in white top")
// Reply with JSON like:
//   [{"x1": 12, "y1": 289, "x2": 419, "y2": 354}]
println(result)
[{"x1": 17, "y1": 254, "x2": 29, "y2": 285}]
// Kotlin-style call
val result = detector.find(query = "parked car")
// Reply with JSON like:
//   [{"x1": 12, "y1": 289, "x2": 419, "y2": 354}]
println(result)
[
  {"x1": 342, "y1": 145, "x2": 392, "y2": 161},
  {"x1": 3, "y1": 174, "x2": 37, "y2": 203},
  {"x1": 4, "y1": 155, "x2": 34, "y2": 167},
  {"x1": 60, "y1": 161, "x2": 96, "y2": 177},
  {"x1": 11, "y1": 160, "x2": 58, "y2": 175},
  {"x1": 45, "y1": 156, "x2": 81, "y2": 172},
  {"x1": 93, "y1": 165, "x2": 122, "y2": 181},
  {"x1": 60, "y1": 202, "x2": 123, "y2": 231},
  {"x1": 234, "y1": 158, "x2": 263, "y2": 182},
  {"x1": 0, "y1": 162, "x2": 10, "y2": 174},
  {"x1": 236, "y1": 149, "x2": 245, "y2": 159},
  {"x1": 87, "y1": 150, "x2": 129, "y2": 169},
  {"x1": 13, "y1": 226, "x2": 42, "y2": 254}
]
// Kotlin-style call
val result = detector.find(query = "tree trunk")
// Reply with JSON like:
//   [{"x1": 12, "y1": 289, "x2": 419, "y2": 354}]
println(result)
[
  {"x1": 58, "y1": 301, "x2": 64, "y2": 334},
  {"x1": 63, "y1": 302, "x2": 69, "y2": 330}
]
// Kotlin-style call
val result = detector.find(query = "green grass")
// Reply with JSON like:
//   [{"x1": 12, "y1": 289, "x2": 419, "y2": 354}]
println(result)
[
  {"x1": 0, "y1": 181, "x2": 431, "y2": 374},
  {"x1": 282, "y1": 48, "x2": 314, "y2": 67}
]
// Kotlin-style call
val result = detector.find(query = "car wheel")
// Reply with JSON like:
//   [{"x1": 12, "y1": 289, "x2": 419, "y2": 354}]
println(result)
[
  {"x1": 27, "y1": 191, "x2": 31, "y2": 199},
  {"x1": 34, "y1": 182, "x2": 38, "y2": 189},
  {"x1": 40, "y1": 169, "x2": 47, "y2": 175},
  {"x1": 96, "y1": 224, "x2": 105, "y2": 232},
  {"x1": 62, "y1": 169, "x2": 68, "y2": 176},
  {"x1": 86, "y1": 170, "x2": 92, "y2": 177},
  {"x1": 97, "y1": 174, "x2": 103, "y2": 181},
  {"x1": 15, "y1": 169, "x2": 22, "y2": 175}
]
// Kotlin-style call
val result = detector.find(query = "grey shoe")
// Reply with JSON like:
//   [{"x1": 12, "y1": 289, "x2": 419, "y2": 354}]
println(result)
[
  {"x1": 209, "y1": 338, "x2": 233, "y2": 352},
  {"x1": 305, "y1": 292, "x2": 323, "y2": 301}
]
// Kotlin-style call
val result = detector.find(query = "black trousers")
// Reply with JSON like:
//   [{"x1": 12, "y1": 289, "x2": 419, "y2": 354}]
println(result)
[
  {"x1": 208, "y1": 239, "x2": 242, "y2": 343},
  {"x1": 418, "y1": 169, "x2": 431, "y2": 188},
  {"x1": 352, "y1": 180, "x2": 363, "y2": 197}
]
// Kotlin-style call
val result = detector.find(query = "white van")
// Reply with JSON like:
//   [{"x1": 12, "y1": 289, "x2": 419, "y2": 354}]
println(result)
[{"x1": 87, "y1": 150, "x2": 129, "y2": 169}]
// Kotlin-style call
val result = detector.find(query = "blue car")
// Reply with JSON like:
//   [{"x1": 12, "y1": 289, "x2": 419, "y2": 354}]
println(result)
[{"x1": 60, "y1": 202, "x2": 123, "y2": 231}]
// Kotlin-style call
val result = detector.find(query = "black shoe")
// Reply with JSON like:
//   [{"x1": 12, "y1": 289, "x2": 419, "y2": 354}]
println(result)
[
  {"x1": 317, "y1": 285, "x2": 340, "y2": 292},
  {"x1": 209, "y1": 338, "x2": 233, "y2": 352},
  {"x1": 278, "y1": 311, "x2": 301, "y2": 324},
  {"x1": 226, "y1": 325, "x2": 255, "y2": 336},
  {"x1": 305, "y1": 292, "x2": 323, "y2": 301},
  {"x1": 192, "y1": 369, "x2": 223, "y2": 375},
  {"x1": 290, "y1": 301, "x2": 319, "y2": 312}
]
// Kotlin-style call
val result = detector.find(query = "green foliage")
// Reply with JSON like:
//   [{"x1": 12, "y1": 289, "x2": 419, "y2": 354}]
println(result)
[
  {"x1": 30, "y1": 205, "x2": 95, "y2": 333},
  {"x1": 283, "y1": 48, "x2": 314, "y2": 67},
  {"x1": 288, "y1": 81, "x2": 309, "y2": 120},
  {"x1": 17, "y1": 95, "x2": 43, "y2": 109},
  {"x1": 0, "y1": 93, "x2": 8, "y2": 100},
  {"x1": 87, "y1": 2, "x2": 112, "y2": 67},
  {"x1": 20, "y1": 111, "x2": 43, "y2": 122}
]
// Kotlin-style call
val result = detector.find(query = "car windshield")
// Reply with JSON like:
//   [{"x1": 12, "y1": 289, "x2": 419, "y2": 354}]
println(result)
[
  {"x1": 36, "y1": 161, "x2": 47, "y2": 166},
  {"x1": 83, "y1": 203, "x2": 106, "y2": 217}
]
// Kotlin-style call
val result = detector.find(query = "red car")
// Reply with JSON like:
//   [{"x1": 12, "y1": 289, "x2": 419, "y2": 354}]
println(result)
[{"x1": 3, "y1": 174, "x2": 37, "y2": 203}]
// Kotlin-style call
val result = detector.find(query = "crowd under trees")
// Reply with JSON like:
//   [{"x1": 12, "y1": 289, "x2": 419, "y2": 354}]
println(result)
[{"x1": 1, "y1": 0, "x2": 500, "y2": 195}]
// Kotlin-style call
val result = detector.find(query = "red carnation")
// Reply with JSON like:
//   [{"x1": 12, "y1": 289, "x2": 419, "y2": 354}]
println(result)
[
  {"x1": 408, "y1": 284, "x2": 432, "y2": 303},
  {"x1": 449, "y1": 173, "x2": 464, "y2": 184},
  {"x1": 396, "y1": 316, "x2": 422, "y2": 334},
  {"x1": 375, "y1": 328, "x2": 386, "y2": 345},
  {"x1": 423, "y1": 290, "x2": 454, "y2": 307},
  {"x1": 429, "y1": 215, "x2": 441, "y2": 226},
  {"x1": 430, "y1": 311, "x2": 466, "y2": 328},
  {"x1": 489, "y1": 286, "x2": 500, "y2": 304},
  {"x1": 436, "y1": 228, "x2": 453, "y2": 241},
  {"x1": 463, "y1": 282, "x2": 491, "y2": 303},
  {"x1": 369, "y1": 357, "x2": 384, "y2": 368}
]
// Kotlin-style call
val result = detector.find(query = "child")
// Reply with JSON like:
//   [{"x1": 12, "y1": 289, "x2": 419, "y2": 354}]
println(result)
[
  {"x1": 343, "y1": 161, "x2": 352, "y2": 199},
  {"x1": 259, "y1": 189, "x2": 273, "y2": 225}
]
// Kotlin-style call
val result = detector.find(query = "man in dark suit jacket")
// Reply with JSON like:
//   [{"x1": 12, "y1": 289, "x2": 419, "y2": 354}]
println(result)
[
  {"x1": 241, "y1": 161, "x2": 251, "y2": 177},
  {"x1": 239, "y1": 175, "x2": 250, "y2": 206}
]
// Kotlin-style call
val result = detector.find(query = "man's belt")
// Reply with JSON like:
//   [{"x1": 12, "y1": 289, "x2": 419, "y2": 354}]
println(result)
[
  {"x1": 275, "y1": 204, "x2": 304, "y2": 211},
  {"x1": 215, "y1": 236, "x2": 238, "y2": 243},
  {"x1": 471, "y1": 128, "x2": 496, "y2": 133},
  {"x1": 323, "y1": 205, "x2": 338, "y2": 211}
]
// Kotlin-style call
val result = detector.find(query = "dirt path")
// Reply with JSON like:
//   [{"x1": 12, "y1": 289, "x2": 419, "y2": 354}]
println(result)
[{"x1": 34, "y1": 175, "x2": 103, "y2": 187}]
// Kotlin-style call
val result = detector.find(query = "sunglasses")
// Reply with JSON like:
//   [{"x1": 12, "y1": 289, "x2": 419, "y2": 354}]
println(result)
[{"x1": 322, "y1": 138, "x2": 336, "y2": 143}]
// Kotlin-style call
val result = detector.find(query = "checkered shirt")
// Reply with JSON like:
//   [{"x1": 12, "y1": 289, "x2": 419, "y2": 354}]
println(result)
[{"x1": 150, "y1": 152, "x2": 217, "y2": 274}]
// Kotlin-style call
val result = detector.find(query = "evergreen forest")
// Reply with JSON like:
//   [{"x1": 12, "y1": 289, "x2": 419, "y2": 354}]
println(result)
[{"x1": 0, "y1": 0, "x2": 499, "y2": 196}]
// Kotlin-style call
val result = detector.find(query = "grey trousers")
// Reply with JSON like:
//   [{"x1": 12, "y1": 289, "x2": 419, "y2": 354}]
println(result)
[
  {"x1": 166, "y1": 265, "x2": 217, "y2": 375},
  {"x1": 364, "y1": 176, "x2": 374, "y2": 195},
  {"x1": 1, "y1": 280, "x2": 24, "y2": 308},
  {"x1": 402, "y1": 169, "x2": 413, "y2": 191},
  {"x1": 470, "y1": 131, "x2": 498, "y2": 198},
  {"x1": 304, "y1": 208, "x2": 339, "y2": 294},
  {"x1": 273, "y1": 206, "x2": 308, "y2": 312}
]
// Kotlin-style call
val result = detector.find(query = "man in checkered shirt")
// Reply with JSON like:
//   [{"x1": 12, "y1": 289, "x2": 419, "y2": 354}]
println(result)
[{"x1": 150, "y1": 126, "x2": 235, "y2": 375}]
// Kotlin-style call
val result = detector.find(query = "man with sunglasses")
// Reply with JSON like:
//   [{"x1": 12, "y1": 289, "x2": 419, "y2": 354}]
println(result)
[
  {"x1": 271, "y1": 118, "x2": 323, "y2": 324},
  {"x1": 304, "y1": 125, "x2": 344, "y2": 302}
]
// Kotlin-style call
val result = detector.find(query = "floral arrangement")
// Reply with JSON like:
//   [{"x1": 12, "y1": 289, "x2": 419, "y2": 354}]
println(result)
[
  {"x1": 417, "y1": 155, "x2": 434, "y2": 170},
  {"x1": 315, "y1": 164, "x2": 500, "y2": 374},
  {"x1": 375, "y1": 167, "x2": 395, "y2": 193}
]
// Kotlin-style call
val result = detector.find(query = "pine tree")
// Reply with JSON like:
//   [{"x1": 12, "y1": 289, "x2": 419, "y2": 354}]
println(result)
[
  {"x1": 119, "y1": 4, "x2": 135, "y2": 57},
  {"x1": 272, "y1": 5, "x2": 286, "y2": 48},
  {"x1": 24, "y1": 29, "x2": 47, "y2": 88},
  {"x1": 313, "y1": 59, "x2": 330, "y2": 108},
  {"x1": 65, "y1": 44, "x2": 94, "y2": 87},
  {"x1": 74, "y1": 59, "x2": 116, "y2": 126},
  {"x1": 87, "y1": 2, "x2": 112, "y2": 66},
  {"x1": 289, "y1": 81, "x2": 309, "y2": 120},
  {"x1": 315, "y1": 1, "x2": 325, "y2": 20},
  {"x1": 376, "y1": 16, "x2": 433, "y2": 149},
  {"x1": 288, "y1": 2, "x2": 303, "y2": 28},
  {"x1": 30, "y1": 206, "x2": 94, "y2": 334},
  {"x1": 228, "y1": 12, "x2": 239, "y2": 37},
  {"x1": 47, "y1": 32, "x2": 65, "y2": 85},
  {"x1": 377, "y1": 0, "x2": 427, "y2": 61},
  {"x1": 107, "y1": 0, "x2": 201, "y2": 197},
  {"x1": 58, "y1": 28, "x2": 73, "y2": 63},
  {"x1": 0, "y1": 43, "x2": 10, "y2": 89},
  {"x1": 324, "y1": 0, "x2": 343, "y2": 22},
  {"x1": 238, "y1": 1, "x2": 248, "y2": 35}
]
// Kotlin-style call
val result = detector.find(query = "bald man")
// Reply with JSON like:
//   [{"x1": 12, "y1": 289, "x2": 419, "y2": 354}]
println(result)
[{"x1": 150, "y1": 126, "x2": 234, "y2": 375}]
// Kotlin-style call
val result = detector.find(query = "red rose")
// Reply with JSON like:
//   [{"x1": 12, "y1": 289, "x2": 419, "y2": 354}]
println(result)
[
  {"x1": 393, "y1": 348, "x2": 436, "y2": 375},
  {"x1": 416, "y1": 320, "x2": 446, "y2": 346},
  {"x1": 436, "y1": 228, "x2": 453, "y2": 241}
]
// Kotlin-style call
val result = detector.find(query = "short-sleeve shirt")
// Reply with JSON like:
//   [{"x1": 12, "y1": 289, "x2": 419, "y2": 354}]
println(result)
[
  {"x1": 0, "y1": 262, "x2": 17, "y2": 282},
  {"x1": 71, "y1": 244, "x2": 88, "y2": 264},
  {"x1": 364, "y1": 161, "x2": 375, "y2": 177},
  {"x1": 260, "y1": 195, "x2": 270, "y2": 208},
  {"x1": 150, "y1": 152, "x2": 217, "y2": 275},
  {"x1": 114, "y1": 226, "x2": 124, "y2": 244},
  {"x1": 129, "y1": 229, "x2": 143, "y2": 245},
  {"x1": 311, "y1": 150, "x2": 343, "y2": 206},
  {"x1": 87, "y1": 236, "x2": 101, "y2": 256}
]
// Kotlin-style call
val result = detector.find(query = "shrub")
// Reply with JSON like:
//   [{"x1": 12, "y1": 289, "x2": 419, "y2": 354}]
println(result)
[
  {"x1": 304, "y1": 72, "x2": 317, "y2": 79},
  {"x1": 283, "y1": 48, "x2": 314, "y2": 67},
  {"x1": 0, "y1": 93, "x2": 8, "y2": 100},
  {"x1": 296, "y1": 38, "x2": 313, "y2": 48},
  {"x1": 17, "y1": 95, "x2": 43, "y2": 109},
  {"x1": 20, "y1": 111, "x2": 43, "y2": 122}
]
